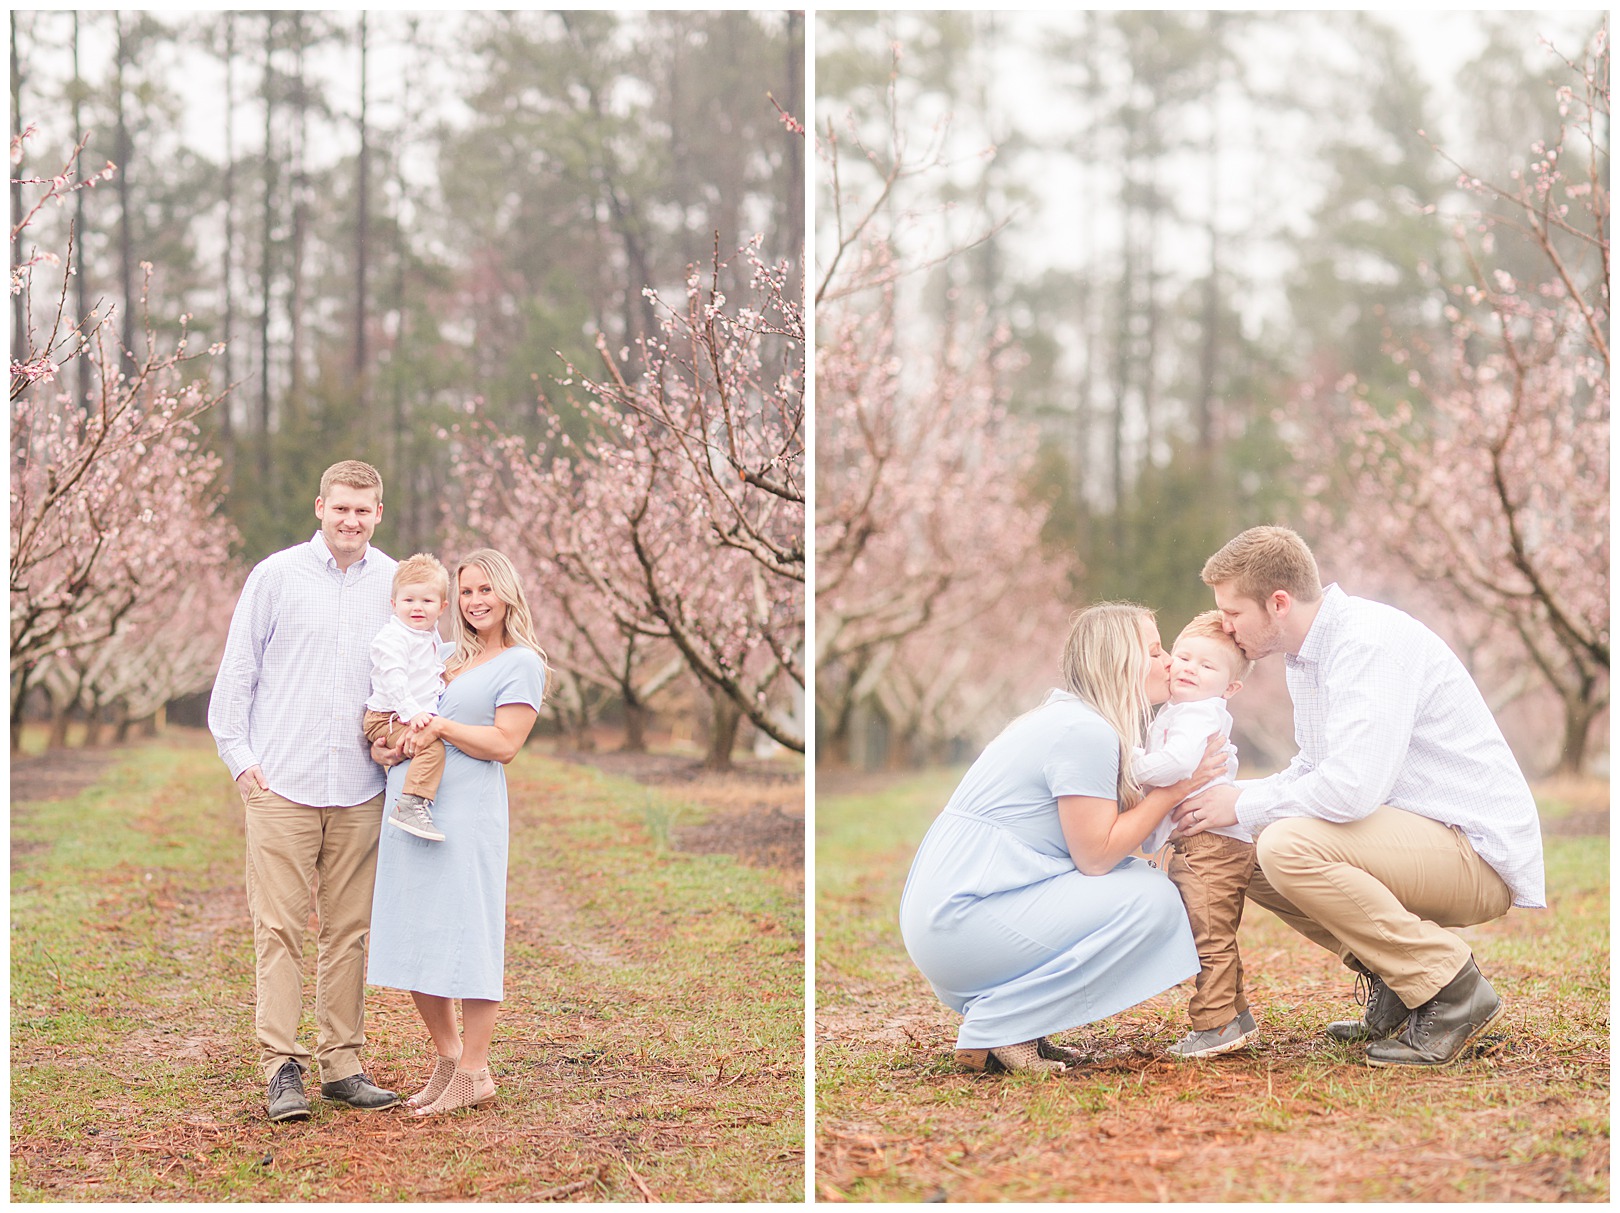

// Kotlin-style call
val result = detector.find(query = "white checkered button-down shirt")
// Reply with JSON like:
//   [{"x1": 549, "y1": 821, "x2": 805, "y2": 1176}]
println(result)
[
  {"x1": 1234, "y1": 584, "x2": 1547, "y2": 908},
  {"x1": 209, "y1": 533, "x2": 397, "y2": 808}
]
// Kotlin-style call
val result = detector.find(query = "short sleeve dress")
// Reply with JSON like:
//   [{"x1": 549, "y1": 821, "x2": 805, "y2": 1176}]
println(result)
[
  {"x1": 366, "y1": 644, "x2": 546, "y2": 1001},
  {"x1": 898, "y1": 690, "x2": 1198, "y2": 1049}
]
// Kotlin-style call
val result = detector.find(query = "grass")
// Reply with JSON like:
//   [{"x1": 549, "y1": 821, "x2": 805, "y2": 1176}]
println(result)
[
  {"x1": 11, "y1": 729, "x2": 804, "y2": 1202},
  {"x1": 815, "y1": 768, "x2": 1610, "y2": 1202}
]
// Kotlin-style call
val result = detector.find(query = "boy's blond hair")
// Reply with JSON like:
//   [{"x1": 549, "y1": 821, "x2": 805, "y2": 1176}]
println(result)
[
  {"x1": 1176, "y1": 610, "x2": 1253, "y2": 682},
  {"x1": 320, "y1": 459, "x2": 384, "y2": 501},
  {"x1": 1201, "y1": 525, "x2": 1322, "y2": 608},
  {"x1": 392, "y1": 552, "x2": 450, "y2": 600}
]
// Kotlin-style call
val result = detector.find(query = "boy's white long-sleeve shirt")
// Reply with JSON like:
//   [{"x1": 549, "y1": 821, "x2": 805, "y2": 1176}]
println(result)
[
  {"x1": 1132, "y1": 696, "x2": 1248, "y2": 851},
  {"x1": 364, "y1": 615, "x2": 445, "y2": 722}
]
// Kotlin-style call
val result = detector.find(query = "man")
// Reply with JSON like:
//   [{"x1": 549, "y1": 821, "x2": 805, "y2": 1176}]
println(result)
[
  {"x1": 1176, "y1": 525, "x2": 1545, "y2": 1068},
  {"x1": 209, "y1": 460, "x2": 401, "y2": 1120}
]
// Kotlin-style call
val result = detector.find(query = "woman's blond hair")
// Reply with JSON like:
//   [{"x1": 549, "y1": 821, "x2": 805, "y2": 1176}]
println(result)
[
  {"x1": 446, "y1": 548, "x2": 550, "y2": 700},
  {"x1": 1060, "y1": 601, "x2": 1155, "y2": 811}
]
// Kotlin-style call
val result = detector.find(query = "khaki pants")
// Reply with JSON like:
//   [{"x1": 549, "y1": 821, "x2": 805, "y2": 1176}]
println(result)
[
  {"x1": 361, "y1": 709, "x2": 445, "y2": 802},
  {"x1": 1246, "y1": 805, "x2": 1514, "y2": 1008},
  {"x1": 243, "y1": 785, "x2": 384, "y2": 1083},
  {"x1": 1168, "y1": 833, "x2": 1257, "y2": 1030}
]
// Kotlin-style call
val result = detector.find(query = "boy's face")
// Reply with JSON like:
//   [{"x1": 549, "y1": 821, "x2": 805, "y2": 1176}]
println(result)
[
  {"x1": 1168, "y1": 634, "x2": 1243, "y2": 704},
  {"x1": 393, "y1": 582, "x2": 446, "y2": 632}
]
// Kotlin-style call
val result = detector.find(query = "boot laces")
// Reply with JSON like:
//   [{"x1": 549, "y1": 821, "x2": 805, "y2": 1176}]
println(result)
[
  {"x1": 1407, "y1": 1000, "x2": 1435, "y2": 1044},
  {"x1": 1353, "y1": 971, "x2": 1371, "y2": 1008}
]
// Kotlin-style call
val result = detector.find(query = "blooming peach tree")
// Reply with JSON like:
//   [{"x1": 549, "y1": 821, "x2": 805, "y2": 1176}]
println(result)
[
  {"x1": 1294, "y1": 28, "x2": 1609, "y2": 773},
  {"x1": 454, "y1": 239, "x2": 805, "y2": 766},
  {"x1": 814, "y1": 71, "x2": 1077, "y2": 765},
  {"x1": 10, "y1": 128, "x2": 238, "y2": 747}
]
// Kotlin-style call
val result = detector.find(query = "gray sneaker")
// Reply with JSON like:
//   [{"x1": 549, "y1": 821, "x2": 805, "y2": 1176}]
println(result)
[
  {"x1": 388, "y1": 793, "x2": 445, "y2": 842},
  {"x1": 1167, "y1": 1013, "x2": 1259, "y2": 1059}
]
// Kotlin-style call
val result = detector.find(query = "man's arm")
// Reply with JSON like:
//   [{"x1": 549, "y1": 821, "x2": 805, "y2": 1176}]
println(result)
[
  {"x1": 208, "y1": 564, "x2": 273, "y2": 784},
  {"x1": 1233, "y1": 639, "x2": 1418, "y2": 833}
]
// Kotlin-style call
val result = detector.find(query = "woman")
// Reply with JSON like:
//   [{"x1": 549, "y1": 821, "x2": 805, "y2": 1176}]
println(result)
[
  {"x1": 899, "y1": 601, "x2": 1226, "y2": 1075},
  {"x1": 367, "y1": 548, "x2": 548, "y2": 1114}
]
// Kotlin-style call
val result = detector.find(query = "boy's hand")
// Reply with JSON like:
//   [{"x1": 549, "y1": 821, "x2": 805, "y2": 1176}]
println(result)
[
  {"x1": 407, "y1": 711, "x2": 434, "y2": 731},
  {"x1": 407, "y1": 715, "x2": 446, "y2": 748}
]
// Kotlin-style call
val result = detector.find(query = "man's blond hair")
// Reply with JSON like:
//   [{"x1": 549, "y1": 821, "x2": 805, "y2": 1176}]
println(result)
[
  {"x1": 392, "y1": 552, "x2": 449, "y2": 600},
  {"x1": 1201, "y1": 525, "x2": 1322, "y2": 608},
  {"x1": 1175, "y1": 609, "x2": 1253, "y2": 682},
  {"x1": 319, "y1": 459, "x2": 383, "y2": 501}
]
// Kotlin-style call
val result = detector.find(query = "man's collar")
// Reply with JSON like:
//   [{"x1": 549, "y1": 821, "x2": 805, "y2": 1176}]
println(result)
[
  {"x1": 1289, "y1": 583, "x2": 1345, "y2": 668},
  {"x1": 309, "y1": 530, "x2": 370, "y2": 572}
]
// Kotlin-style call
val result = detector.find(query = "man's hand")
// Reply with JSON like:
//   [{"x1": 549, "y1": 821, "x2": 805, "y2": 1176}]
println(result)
[
  {"x1": 235, "y1": 765, "x2": 269, "y2": 801},
  {"x1": 370, "y1": 737, "x2": 404, "y2": 768},
  {"x1": 1173, "y1": 784, "x2": 1240, "y2": 839}
]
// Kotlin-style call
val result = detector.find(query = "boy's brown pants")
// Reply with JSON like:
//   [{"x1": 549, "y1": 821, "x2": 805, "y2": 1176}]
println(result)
[
  {"x1": 1167, "y1": 832, "x2": 1257, "y2": 1030},
  {"x1": 361, "y1": 709, "x2": 446, "y2": 802}
]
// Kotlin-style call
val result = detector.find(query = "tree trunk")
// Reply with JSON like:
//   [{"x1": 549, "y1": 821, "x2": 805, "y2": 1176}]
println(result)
[
  {"x1": 258, "y1": 14, "x2": 278, "y2": 493},
  {"x1": 286, "y1": 14, "x2": 308, "y2": 412},
  {"x1": 84, "y1": 700, "x2": 108, "y2": 747},
  {"x1": 9, "y1": 17, "x2": 24, "y2": 367},
  {"x1": 1555, "y1": 690, "x2": 1600, "y2": 776},
  {"x1": 704, "y1": 689, "x2": 741, "y2": 771},
  {"x1": 72, "y1": 13, "x2": 91, "y2": 411},
  {"x1": 220, "y1": 11, "x2": 236, "y2": 441},
  {"x1": 622, "y1": 697, "x2": 649, "y2": 753},
  {"x1": 354, "y1": 12, "x2": 369, "y2": 394},
  {"x1": 47, "y1": 699, "x2": 72, "y2": 750},
  {"x1": 115, "y1": 13, "x2": 139, "y2": 378},
  {"x1": 783, "y1": 10, "x2": 804, "y2": 268}
]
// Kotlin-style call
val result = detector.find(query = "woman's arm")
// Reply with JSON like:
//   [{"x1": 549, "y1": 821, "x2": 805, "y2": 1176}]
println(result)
[
  {"x1": 1059, "y1": 734, "x2": 1227, "y2": 876},
  {"x1": 407, "y1": 703, "x2": 538, "y2": 764}
]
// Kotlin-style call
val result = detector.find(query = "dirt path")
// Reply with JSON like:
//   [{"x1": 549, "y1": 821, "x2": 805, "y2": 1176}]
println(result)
[{"x1": 11, "y1": 732, "x2": 804, "y2": 1202}]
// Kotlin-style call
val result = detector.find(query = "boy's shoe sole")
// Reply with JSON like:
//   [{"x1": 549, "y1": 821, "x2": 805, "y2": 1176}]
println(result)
[
  {"x1": 1168, "y1": 1024, "x2": 1259, "y2": 1059},
  {"x1": 388, "y1": 815, "x2": 445, "y2": 842}
]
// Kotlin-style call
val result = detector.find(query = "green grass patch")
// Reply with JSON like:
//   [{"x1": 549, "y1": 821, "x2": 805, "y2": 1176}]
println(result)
[
  {"x1": 815, "y1": 770, "x2": 1610, "y2": 1202},
  {"x1": 12, "y1": 730, "x2": 803, "y2": 1202}
]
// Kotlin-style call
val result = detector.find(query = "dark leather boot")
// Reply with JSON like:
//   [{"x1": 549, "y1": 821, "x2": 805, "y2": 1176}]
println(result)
[
  {"x1": 320, "y1": 1071, "x2": 402, "y2": 1110},
  {"x1": 1326, "y1": 970, "x2": 1409, "y2": 1042},
  {"x1": 1365, "y1": 958, "x2": 1503, "y2": 1068},
  {"x1": 267, "y1": 1060, "x2": 311, "y2": 1122}
]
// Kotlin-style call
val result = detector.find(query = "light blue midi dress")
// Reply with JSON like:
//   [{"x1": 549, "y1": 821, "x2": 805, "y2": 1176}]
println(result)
[
  {"x1": 899, "y1": 690, "x2": 1198, "y2": 1049},
  {"x1": 366, "y1": 645, "x2": 546, "y2": 1001}
]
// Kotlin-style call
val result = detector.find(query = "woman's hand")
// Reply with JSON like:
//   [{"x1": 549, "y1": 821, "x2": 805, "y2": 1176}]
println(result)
[{"x1": 1168, "y1": 733, "x2": 1229, "y2": 800}]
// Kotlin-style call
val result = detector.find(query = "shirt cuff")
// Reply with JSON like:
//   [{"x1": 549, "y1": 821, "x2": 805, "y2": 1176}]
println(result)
[
  {"x1": 221, "y1": 746, "x2": 259, "y2": 782},
  {"x1": 1233, "y1": 782, "x2": 1274, "y2": 835}
]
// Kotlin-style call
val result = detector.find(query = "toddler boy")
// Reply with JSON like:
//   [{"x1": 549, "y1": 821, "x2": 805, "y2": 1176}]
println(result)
[
  {"x1": 1132, "y1": 610, "x2": 1258, "y2": 1059},
  {"x1": 362, "y1": 553, "x2": 450, "y2": 843}
]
